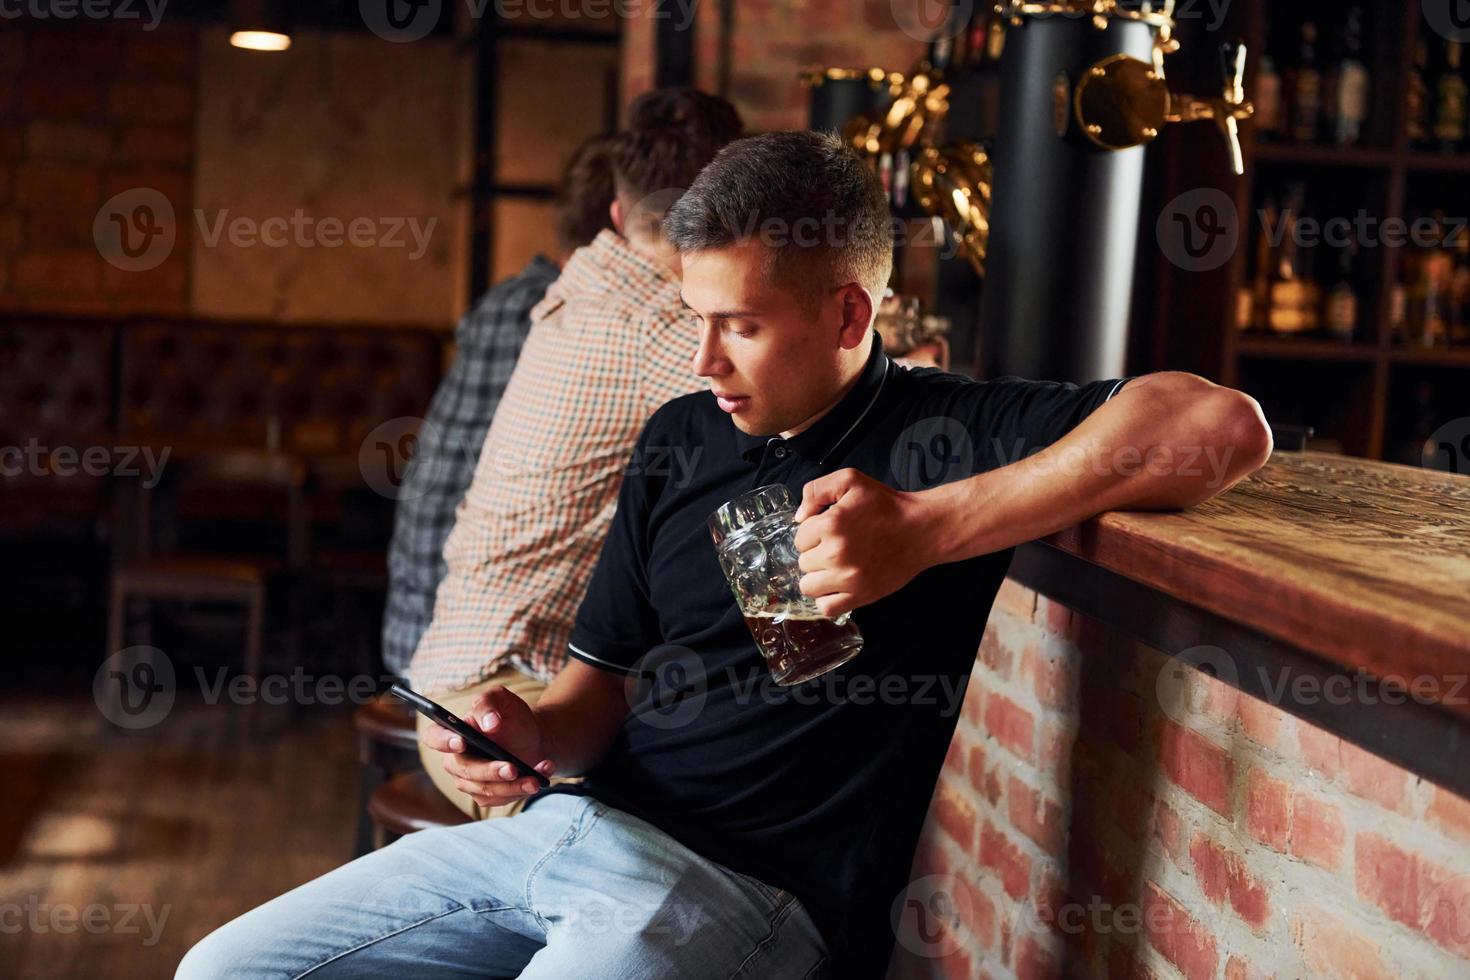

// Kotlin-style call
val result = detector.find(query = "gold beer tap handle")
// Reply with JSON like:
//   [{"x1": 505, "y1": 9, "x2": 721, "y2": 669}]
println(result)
[{"x1": 1163, "y1": 41, "x2": 1254, "y2": 175}]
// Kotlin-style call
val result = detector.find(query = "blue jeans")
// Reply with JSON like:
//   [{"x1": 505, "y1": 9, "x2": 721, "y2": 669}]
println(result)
[{"x1": 176, "y1": 793, "x2": 830, "y2": 979}]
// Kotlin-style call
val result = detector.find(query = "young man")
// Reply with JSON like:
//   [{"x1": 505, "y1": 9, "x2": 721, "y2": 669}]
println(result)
[
  {"x1": 381, "y1": 133, "x2": 616, "y2": 681},
  {"x1": 404, "y1": 89, "x2": 742, "y2": 818},
  {"x1": 177, "y1": 132, "x2": 1271, "y2": 979}
]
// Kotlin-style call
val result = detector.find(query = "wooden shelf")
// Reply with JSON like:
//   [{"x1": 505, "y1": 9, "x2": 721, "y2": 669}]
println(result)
[
  {"x1": 1252, "y1": 142, "x2": 1397, "y2": 168},
  {"x1": 1404, "y1": 152, "x2": 1470, "y2": 174},
  {"x1": 1387, "y1": 347, "x2": 1470, "y2": 368},
  {"x1": 1236, "y1": 336, "x2": 1380, "y2": 362}
]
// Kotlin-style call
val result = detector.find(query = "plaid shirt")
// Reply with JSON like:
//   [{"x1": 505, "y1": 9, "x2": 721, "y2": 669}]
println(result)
[
  {"x1": 409, "y1": 230, "x2": 697, "y2": 695},
  {"x1": 382, "y1": 255, "x2": 560, "y2": 677}
]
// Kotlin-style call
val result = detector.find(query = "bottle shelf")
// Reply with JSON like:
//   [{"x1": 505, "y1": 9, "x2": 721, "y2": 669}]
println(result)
[
  {"x1": 1236, "y1": 336, "x2": 1381, "y2": 361},
  {"x1": 1253, "y1": 142, "x2": 1397, "y2": 168}
]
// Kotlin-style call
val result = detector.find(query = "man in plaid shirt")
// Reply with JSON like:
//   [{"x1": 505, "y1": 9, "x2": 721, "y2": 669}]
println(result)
[
  {"x1": 381, "y1": 135, "x2": 618, "y2": 679},
  {"x1": 407, "y1": 90, "x2": 744, "y2": 817}
]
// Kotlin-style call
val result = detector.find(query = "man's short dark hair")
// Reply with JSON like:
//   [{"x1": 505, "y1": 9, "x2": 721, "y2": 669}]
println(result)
[
  {"x1": 663, "y1": 131, "x2": 895, "y2": 307},
  {"x1": 553, "y1": 132, "x2": 617, "y2": 254},
  {"x1": 608, "y1": 88, "x2": 744, "y2": 205}
]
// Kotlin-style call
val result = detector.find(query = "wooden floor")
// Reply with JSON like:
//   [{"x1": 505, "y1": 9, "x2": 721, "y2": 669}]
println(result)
[{"x1": 0, "y1": 692, "x2": 361, "y2": 980}]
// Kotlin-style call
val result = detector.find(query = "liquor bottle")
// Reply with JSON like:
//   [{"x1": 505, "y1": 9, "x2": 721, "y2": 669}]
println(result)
[
  {"x1": 1433, "y1": 40, "x2": 1468, "y2": 152},
  {"x1": 1449, "y1": 227, "x2": 1470, "y2": 345},
  {"x1": 1250, "y1": 196, "x2": 1279, "y2": 332},
  {"x1": 1323, "y1": 240, "x2": 1360, "y2": 341},
  {"x1": 1255, "y1": 55, "x2": 1283, "y2": 140},
  {"x1": 1268, "y1": 183, "x2": 1321, "y2": 335},
  {"x1": 1286, "y1": 22, "x2": 1323, "y2": 143},
  {"x1": 1324, "y1": 6, "x2": 1370, "y2": 146},
  {"x1": 1417, "y1": 213, "x2": 1453, "y2": 347},
  {"x1": 1408, "y1": 40, "x2": 1433, "y2": 149}
]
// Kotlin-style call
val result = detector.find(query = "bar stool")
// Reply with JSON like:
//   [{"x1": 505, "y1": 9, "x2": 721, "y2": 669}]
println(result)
[
  {"x1": 368, "y1": 771, "x2": 472, "y2": 849},
  {"x1": 352, "y1": 690, "x2": 424, "y2": 855}
]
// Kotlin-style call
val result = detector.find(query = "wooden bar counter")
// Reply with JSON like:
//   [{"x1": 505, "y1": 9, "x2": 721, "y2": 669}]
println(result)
[{"x1": 1008, "y1": 450, "x2": 1470, "y2": 796}]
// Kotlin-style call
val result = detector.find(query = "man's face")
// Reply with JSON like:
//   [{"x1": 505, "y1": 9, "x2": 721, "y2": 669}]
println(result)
[{"x1": 681, "y1": 238, "x2": 858, "y2": 437}]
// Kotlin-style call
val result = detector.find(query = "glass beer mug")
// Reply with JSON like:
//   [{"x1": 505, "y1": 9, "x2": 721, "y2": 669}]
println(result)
[{"x1": 708, "y1": 484, "x2": 864, "y2": 685}]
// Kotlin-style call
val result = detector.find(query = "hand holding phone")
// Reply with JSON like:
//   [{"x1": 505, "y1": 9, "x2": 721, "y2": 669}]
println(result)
[{"x1": 391, "y1": 683, "x2": 554, "y2": 803}]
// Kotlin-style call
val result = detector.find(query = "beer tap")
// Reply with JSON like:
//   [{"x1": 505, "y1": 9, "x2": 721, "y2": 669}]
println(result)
[{"x1": 1074, "y1": 39, "x2": 1255, "y2": 175}]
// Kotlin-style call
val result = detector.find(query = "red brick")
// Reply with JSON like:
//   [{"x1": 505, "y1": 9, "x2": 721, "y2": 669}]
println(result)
[
  {"x1": 19, "y1": 77, "x2": 103, "y2": 117},
  {"x1": 26, "y1": 208, "x2": 97, "y2": 249},
  {"x1": 1352, "y1": 832, "x2": 1468, "y2": 955},
  {"x1": 965, "y1": 871, "x2": 999, "y2": 950},
  {"x1": 1428, "y1": 788, "x2": 1470, "y2": 843},
  {"x1": 1296, "y1": 723, "x2": 1341, "y2": 778},
  {"x1": 966, "y1": 744, "x2": 986, "y2": 792},
  {"x1": 1155, "y1": 720, "x2": 1234, "y2": 816},
  {"x1": 103, "y1": 169, "x2": 189, "y2": 210},
  {"x1": 24, "y1": 120, "x2": 110, "y2": 161},
  {"x1": 102, "y1": 256, "x2": 187, "y2": 299},
  {"x1": 1037, "y1": 720, "x2": 1073, "y2": 785},
  {"x1": 1108, "y1": 942, "x2": 1156, "y2": 980},
  {"x1": 1245, "y1": 768, "x2": 1291, "y2": 852},
  {"x1": 1142, "y1": 882, "x2": 1218, "y2": 980},
  {"x1": 944, "y1": 732, "x2": 966, "y2": 773},
  {"x1": 934, "y1": 786, "x2": 977, "y2": 851},
  {"x1": 984, "y1": 692, "x2": 1035, "y2": 762},
  {"x1": 1071, "y1": 611, "x2": 1112, "y2": 653},
  {"x1": 1424, "y1": 867, "x2": 1470, "y2": 959},
  {"x1": 1034, "y1": 864, "x2": 1067, "y2": 929},
  {"x1": 995, "y1": 579, "x2": 1036, "y2": 621},
  {"x1": 983, "y1": 766, "x2": 1003, "y2": 807},
  {"x1": 1038, "y1": 596, "x2": 1072, "y2": 637},
  {"x1": 978, "y1": 820, "x2": 1031, "y2": 900},
  {"x1": 121, "y1": 35, "x2": 196, "y2": 78},
  {"x1": 1015, "y1": 935, "x2": 1059, "y2": 980},
  {"x1": 15, "y1": 163, "x2": 101, "y2": 207},
  {"x1": 1200, "y1": 672, "x2": 1239, "y2": 724},
  {"x1": 1008, "y1": 776, "x2": 1066, "y2": 857},
  {"x1": 1187, "y1": 834, "x2": 1268, "y2": 930},
  {"x1": 119, "y1": 126, "x2": 193, "y2": 167},
  {"x1": 108, "y1": 80, "x2": 194, "y2": 124},
  {"x1": 1338, "y1": 740, "x2": 1411, "y2": 815},
  {"x1": 962, "y1": 681, "x2": 985, "y2": 728},
  {"x1": 1288, "y1": 793, "x2": 1344, "y2": 871},
  {"x1": 13, "y1": 250, "x2": 102, "y2": 292},
  {"x1": 1236, "y1": 694, "x2": 1283, "y2": 749},
  {"x1": 1293, "y1": 910, "x2": 1395, "y2": 980},
  {"x1": 977, "y1": 627, "x2": 1014, "y2": 680},
  {"x1": 1027, "y1": 642, "x2": 1077, "y2": 711},
  {"x1": 1151, "y1": 799, "x2": 1185, "y2": 865},
  {"x1": 26, "y1": 28, "x2": 125, "y2": 76},
  {"x1": 1115, "y1": 776, "x2": 1150, "y2": 842}
]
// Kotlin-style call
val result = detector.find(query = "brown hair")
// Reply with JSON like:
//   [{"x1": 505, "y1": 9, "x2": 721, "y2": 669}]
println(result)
[
  {"x1": 553, "y1": 133, "x2": 617, "y2": 254},
  {"x1": 608, "y1": 88, "x2": 744, "y2": 210}
]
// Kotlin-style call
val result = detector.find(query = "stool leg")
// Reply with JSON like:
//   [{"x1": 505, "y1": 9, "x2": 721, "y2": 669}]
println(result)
[
  {"x1": 106, "y1": 579, "x2": 127, "y2": 658},
  {"x1": 243, "y1": 587, "x2": 265, "y2": 735}
]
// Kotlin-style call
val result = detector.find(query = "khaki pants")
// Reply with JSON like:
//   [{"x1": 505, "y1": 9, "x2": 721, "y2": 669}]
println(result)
[{"x1": 417, "y1": 664, "x2": 583, "y2": 820}]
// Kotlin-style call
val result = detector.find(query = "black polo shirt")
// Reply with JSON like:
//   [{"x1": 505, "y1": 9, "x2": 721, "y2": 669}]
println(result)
[{"x1": 534, "y1": 335, "x2": 1128, "y2": 977}]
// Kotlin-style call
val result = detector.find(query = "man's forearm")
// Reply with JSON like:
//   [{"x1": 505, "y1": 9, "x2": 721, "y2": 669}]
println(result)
[
  {"x1": 530, "y1": 660, "x2": 631, "y2": 777},
  {"x1": 920, "y1": 372, "x2": 1273, "y2": 566}
]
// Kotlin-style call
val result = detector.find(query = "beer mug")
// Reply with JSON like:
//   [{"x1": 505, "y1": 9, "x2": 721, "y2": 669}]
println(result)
[{"x1": 709, "y1": 484, "x2": 864, "y2": 685}]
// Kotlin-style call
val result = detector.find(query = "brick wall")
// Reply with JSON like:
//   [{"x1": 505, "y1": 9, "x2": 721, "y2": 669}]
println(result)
[
  {"x1": 890, "y1": 578, "x2": 1470, "y2": 979},
  {"x1": 622, "y1": 0, "x2": 928, "y2": 132},
  {"x1": 0, "y1": 22, "x2": 196, "y2": 315}
]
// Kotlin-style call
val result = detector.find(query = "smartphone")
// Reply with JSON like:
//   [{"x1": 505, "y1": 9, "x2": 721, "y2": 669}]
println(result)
[{"x1": 388, "y1": 682, "x2": 550, "y2": 788}]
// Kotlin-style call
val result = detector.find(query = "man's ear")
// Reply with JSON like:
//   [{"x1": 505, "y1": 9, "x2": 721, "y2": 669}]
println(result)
[
  {"x1": 836, "y1": 282, "x2": 875, "y2": 350},
  {"x1": 609, "y1": 199, "x2": 624, "y2": 235}
]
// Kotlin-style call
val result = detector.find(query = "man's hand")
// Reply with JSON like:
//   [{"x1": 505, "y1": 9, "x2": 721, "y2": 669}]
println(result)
[
  {"x1": 793, "y1": 469, "x2": 939, "y2": 618},
  {"x1": 420, "y1": 685, "x2": 558, "y2": 809}
]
